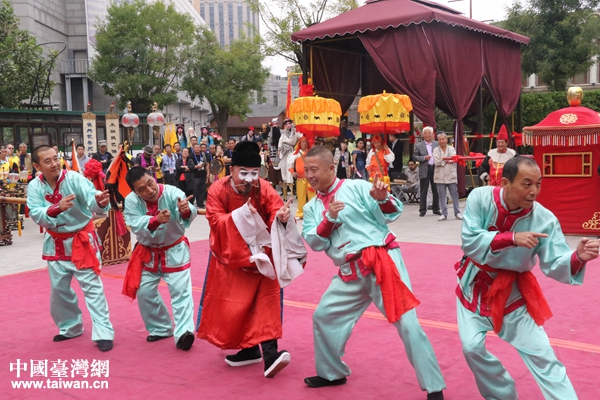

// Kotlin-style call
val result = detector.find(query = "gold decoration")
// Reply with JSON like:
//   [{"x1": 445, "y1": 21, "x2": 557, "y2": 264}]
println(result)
[
  {"x1": 582, "y1": 212, "x2": 600, "y2": 231},
  {"x1": 559, "y1": 113, "x2": 578, "y2": 124},
  {"x1": 567, "y1": 86, "x2": 583, "y2": 107}
]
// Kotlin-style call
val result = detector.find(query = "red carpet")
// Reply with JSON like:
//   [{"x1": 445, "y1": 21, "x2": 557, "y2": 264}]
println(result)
[{"x1": 1, "y1": 240, "x2": 599, "y2": 399}]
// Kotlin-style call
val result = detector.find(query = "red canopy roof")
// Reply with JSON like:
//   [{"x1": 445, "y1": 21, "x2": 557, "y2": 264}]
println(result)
[
  {"x1": 291, "y1": 0, "x2": 529, "y2": 44},
  {"x1": 524, "y1": 106, "x2": 600, "y2": 132}
]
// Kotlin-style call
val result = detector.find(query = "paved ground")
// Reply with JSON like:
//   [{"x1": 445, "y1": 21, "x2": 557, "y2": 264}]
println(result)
[{"x1": 0, "y1": 196, "x2": 586, "y2": 276}]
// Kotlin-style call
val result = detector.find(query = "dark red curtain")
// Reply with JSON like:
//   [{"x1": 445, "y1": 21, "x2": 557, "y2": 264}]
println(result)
[
  {"x1": 482, "y1": 36, "x2": 523, "y2": 147},
  {"x1": 361, "y1": 56, "x2": 395, "y2": 95},
  {"x1": 310, "y1": 46, "x2": 361, "y2": 113},
  {"x1": 424, "y1": 22, "x2": 483, "y2": 196},
  {"x1": 358, "y1": 25, "x2": 437, "y2": 127}
]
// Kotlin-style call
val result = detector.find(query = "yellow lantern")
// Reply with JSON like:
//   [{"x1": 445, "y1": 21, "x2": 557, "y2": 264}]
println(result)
[
  {"x1": 289, "y1": 96, "x2": 342, "y2": 140},
  {"x1": 358, "y1": 92, "x2": 413, "y2": 135}
]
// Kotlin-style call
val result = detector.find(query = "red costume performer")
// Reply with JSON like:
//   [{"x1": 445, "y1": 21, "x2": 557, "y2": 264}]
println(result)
[
  {"x1": 199, "y1": 176, "x2": 283, "y2": 349},
  {"x1": 478, "y1": 126, "x2": 516, "y2": 187},
  {"x1": 198, "y1": 140, "x2": 294, "y2": 379}
]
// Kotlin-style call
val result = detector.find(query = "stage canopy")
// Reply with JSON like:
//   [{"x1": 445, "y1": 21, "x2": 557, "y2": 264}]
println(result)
[{"x1": 291, "y1": 0, "x2": 529, "y2": 194}]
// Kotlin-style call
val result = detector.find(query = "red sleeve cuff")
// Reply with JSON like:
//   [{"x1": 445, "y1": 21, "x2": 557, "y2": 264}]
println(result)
[
  {"x1": 570, "y1": 252, "x2": 586, "y2": 275},
  {"x1": 148, "y1": 216, "x2": 161, "y2": 231},
  {"x1": 316, "y1": 214, "x2": 337, "y2": 238},
  {"x1": 46, "y1": 204, "x2": 62, "y2": 218},
  {"x1": 378, "y1": 198, "x2": 397, "y2": 214},
  {"x1": 490, "y1": 231, "x2": 515, "y2": 252},
  {"x1": 180, "y1": 209, "x2": 191, "y2": 220}
]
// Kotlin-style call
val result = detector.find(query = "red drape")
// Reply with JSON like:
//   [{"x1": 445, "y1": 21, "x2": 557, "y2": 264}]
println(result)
[
  {"x1": 358, "y1": 25, "x2": 437, "y2": 128},
  {"x1": 482, "y1": 36, "x2": 523, "y2": 147},
  {"x1": 311, "y1": 46, "x2": 361, "y2": 113},
  {"x1": 424, "y1": 22, "x2": 483, "y2": 197}
]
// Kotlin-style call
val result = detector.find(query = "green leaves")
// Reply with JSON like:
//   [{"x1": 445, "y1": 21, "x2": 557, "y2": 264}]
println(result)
[
  {"x1": 89, "y1": 0, "x2": 196, "y2": 112},
  {"x1": 500, "y1": 0, "x2": 600, "y2": 92},
  {"x1": 182, "y1": 28, "x2": 270, "y2": 137},
  {"x1": 0, "y1": 0, "x2": 49, "y2": 108}
]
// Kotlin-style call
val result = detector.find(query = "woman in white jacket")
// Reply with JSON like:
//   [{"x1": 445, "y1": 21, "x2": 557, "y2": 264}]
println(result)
[{"x1": 432, "y1": 133, "x2": 462, "y2": 221}]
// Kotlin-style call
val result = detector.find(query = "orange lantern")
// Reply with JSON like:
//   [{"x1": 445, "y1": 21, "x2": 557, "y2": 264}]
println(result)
[
  {"x1": 289, "y1": 96, "x2": 342, "y2": 142},
  {"x1": 358, "y1": 92, "x2": 413, "y2": 135}
]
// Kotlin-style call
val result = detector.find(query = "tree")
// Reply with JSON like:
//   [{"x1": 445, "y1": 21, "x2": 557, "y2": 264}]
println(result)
[
  {"x1": 0, "y1": 0, "x2": 52, "y2": 108},
  {"x1": 182, "y1": 28, "x2": 270, "y2": 139},
  {"x1": 500, "y1": 0, "x2": 600, "y2": 92},
  {"x1": 89, "y1": 0, "x2": 196, "y2": 112},
  {"x1": 248, "y1": 0, "x2": 360, "y2": 68}
]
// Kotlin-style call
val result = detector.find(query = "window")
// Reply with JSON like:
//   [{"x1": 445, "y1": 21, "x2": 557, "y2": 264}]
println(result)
[
  {"x1": 543, "y1": 152, "x2": 593, "y2": 177},
  {"x1": 209, "y1": 3, "x2": 215, "y2": 31},
  {"x1": 219, "y1": 3, "x2": 224, "y2": 46},
  {"x1": 571, "y1": 71, "x2": 589, "y2": 85},
  {"x1": 228, "y1": 3, "x2": 233, "y2": 43},
  {"x1": 238, "y1": 3, "x2": 243, "y2": 39},
  {"x1": 1, "y1": 126, "x2": 14, "y2": 145},
  {"x1": 200, "y1": 3, "x2": 204, "y2": 19}
]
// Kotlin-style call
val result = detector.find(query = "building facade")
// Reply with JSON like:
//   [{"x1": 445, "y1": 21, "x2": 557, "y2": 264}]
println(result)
[
  {"x1": 6, "y1": 0, "x2": 210, "y2": 146},
  {"x1": 199, "y1": 0, "x2": 259, "y2": 47}
]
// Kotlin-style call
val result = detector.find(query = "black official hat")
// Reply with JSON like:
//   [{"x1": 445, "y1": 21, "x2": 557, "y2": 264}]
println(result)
[{"x1": 231, "y1": 141, "x2": 261, "y2": 168}]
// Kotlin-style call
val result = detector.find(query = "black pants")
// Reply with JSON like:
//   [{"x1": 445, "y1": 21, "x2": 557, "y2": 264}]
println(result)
[
  {"x1": 419, "y1": 165, "x2": 439, "y2": 214},
  {"x1": 193, "y1": 177, "x2": 207, "y2": 207},
  {"x1": 162, "y1": 171, "x2": 176, "y2": 186},
  {"x1": 178, "y1": 180, "x2": 193, "y2": 198}
]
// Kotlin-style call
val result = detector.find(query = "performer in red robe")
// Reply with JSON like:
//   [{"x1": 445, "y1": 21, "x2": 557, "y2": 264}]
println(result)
[{"x1": 198, "y1": 141, "x2": 294, "y2": 378}]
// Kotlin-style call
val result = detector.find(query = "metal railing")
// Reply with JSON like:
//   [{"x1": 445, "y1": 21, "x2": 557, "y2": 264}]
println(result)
[{"x1": 61, "y1": 59, "x2": 89, "y2": 74}]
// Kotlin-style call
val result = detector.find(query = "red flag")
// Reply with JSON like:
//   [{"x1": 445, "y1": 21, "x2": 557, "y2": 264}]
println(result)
[
  {"x1": 106, "y1": 145, "x2": 132, "y2": 200},
  {"x1": 285, "y1": 75, "x2": 292, "y2": 118},
  {"x1": 70, "y1": 140, "x2": 81, "y2": 173}
]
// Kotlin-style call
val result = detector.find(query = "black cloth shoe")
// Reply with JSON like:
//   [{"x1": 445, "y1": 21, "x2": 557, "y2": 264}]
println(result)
[
  {"x1": 176, "y1": 331, "x2": 194, "y2": 351},
  {"x1": 433, "y1": 211, "x2": 442, "y2": 216},
  {"x1": 53, "y1": 333, "x2": 82, "y2": 342},
  {"x1": 225, "y1": 346, "x2": 262, "y2": 367},
  {"x1": 304, "y1": 376, "x2": 347, "y2": 388},
  {"x1": 263, "y1": 350, "x2": 291, "y2": 378},
  {"x1": 419, "y1": 212, "x2": 426, "y2": 217},
  {"x1": 96, "y1": 340, "x2": 113, "y2": 352},
  {"x1": 427, "y1": 391, "x2": 444, "y2": 400},
  {"x1": 147, "y1": 334, "x2": 173, "y2": 342}
]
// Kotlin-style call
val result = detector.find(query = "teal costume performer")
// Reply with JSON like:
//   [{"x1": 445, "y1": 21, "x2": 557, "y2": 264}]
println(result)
[
  {"x1": 124, "y1": 179, "x2": 197, "y2": 349},
  {"x1": 27, "y1": 170, "x2": 114, "y2": 348},
  {"x1": 457, "y1": 185, "x2": 588, "y2": 399},
  {"x1": 302, "y1": 177, "x2": 446, "y2": 395}
]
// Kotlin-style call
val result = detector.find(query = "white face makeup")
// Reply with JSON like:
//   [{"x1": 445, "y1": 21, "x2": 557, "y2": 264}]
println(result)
[{"x1": 239, "y1": 168, "x2": 259, "y2": 183}]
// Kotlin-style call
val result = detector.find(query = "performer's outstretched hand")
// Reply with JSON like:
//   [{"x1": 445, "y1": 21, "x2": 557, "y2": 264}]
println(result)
[
  {"x1": 514, "y1": 232, "x2": 548, "y2": 249},
  {"x1": 370, "y1": 174, "x2": 389, "y2": 201},
  {"x1": 95, "y1": 190, "x2": 110, "y2": 208},
  {"x1": 157, "y1": 209, "x2": 171, "y2": 224},
  {"x1": 576, "y1": 238, "x2": 600, "y2": 262},
  {"x1": 177, "y1": 195, "x2": 194, "y2": 215},
  {"x1": 328, "y1": 195, "x2": 345, "y2": 219},
  {"x1": 246, "y1": 197, "x2": 257, "y2": 214},
  {"x1": 59, "y1": 194, "x2": 76, "y2": 212},
  {"x1": 277, "y1": 198, "x2": 293, "y2": 223}
]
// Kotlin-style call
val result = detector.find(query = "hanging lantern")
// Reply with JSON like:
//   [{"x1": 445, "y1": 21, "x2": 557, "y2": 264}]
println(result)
[
  {"x1": 358, "y1": 92, "x2": 413, "y2": 135},
  {"x1": 289, "y1": 96, "x2": 342, "y2": 142},
  {"x1": 121, "y1": 101, "x2": 139, "y2": 146},
  {"x1": 147, "y1": 102, "x2": 165, "y2": 141}
]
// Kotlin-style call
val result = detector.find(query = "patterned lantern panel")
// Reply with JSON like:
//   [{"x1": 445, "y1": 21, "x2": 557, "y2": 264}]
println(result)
[
  {"x1": 358, "y1": 93, "x2": 413, "y2": 135},
  {"x1": 121, "y1": 113, "x2": 140, "y2": 128},
  {"x1": 289, "y1": 96, "x2": 342, "y2": 139},
  {"x1": 147, "y1": 112, "x2": 165, "y2": 127}
]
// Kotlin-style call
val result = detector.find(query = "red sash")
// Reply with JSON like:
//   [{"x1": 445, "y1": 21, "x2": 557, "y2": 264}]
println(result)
[
  {"x1": 122, "y1": 236, "x2": 188, "y2": 299},
  {"x1": 470, "y1": 258, "x2": 553, "y2": 334},
  {"x1": 46, "y1": 220, "x2": 100, "y2": 274},
  {"x1": 361, "y1": 246, "x2": 420, "y2": 323}
]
